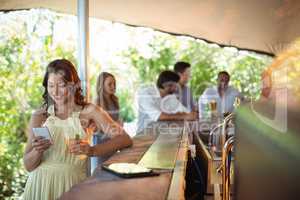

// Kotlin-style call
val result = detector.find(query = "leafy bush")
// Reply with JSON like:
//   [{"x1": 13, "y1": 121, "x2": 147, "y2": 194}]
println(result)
[
  {"x1": 117, "y1": 90, "x2": 136, "y2": 122},
  {"x1": 124, "y1": 34, "x2": 272, "y2": 99},
  {"x1": 0, "y1": 37, "x2": 35, "y2": 199}
]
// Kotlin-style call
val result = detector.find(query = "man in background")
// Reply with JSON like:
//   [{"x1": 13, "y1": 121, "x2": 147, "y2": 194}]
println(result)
[
  {"x1": 199, "y1": 71, "x2": 244, "y2": 116},
  {"x1": 136, "y1": 70, "x2": 197, "y2": 134},
  {"x1": 174, "y1": 61, "x2": 196, "y2": 112}
]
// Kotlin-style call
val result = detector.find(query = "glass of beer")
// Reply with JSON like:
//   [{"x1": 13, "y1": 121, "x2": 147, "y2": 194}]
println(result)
[
  {"x1": 67, "y1": 134, "x2": 88, "y2": 160},
  {"x1": 209, "y1": 100, "x2": 217, "y2": 116}
]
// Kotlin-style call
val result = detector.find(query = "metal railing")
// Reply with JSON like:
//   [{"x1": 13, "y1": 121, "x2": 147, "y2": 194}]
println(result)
[
  {"x1": 222, "y1": 136, "x2": 234, "y2": 200},
  {"x1": 221, "y1": 113, "x2": 235, "y2": 150}
]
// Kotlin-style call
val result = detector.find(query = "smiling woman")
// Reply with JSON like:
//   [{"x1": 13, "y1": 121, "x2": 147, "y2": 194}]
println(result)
[
  {"x1": 43, "y1": 59, "x2": 86, "y2": 111},
  {"x1": 22, "y1": 59, "x2": 132, "y2": 200}
]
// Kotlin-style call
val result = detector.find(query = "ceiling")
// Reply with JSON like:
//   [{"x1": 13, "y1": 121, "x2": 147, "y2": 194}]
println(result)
[{"x1": 1, "y1": 0, "x2": 300, "y2": 55}]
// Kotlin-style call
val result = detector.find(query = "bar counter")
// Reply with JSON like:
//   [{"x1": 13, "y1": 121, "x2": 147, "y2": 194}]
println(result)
[{"x1": 60, "y1": 122, "x2": 189, "y2": 200}]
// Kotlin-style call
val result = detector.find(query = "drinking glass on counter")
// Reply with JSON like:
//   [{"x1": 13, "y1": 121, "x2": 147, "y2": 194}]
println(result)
[
  {"x1": 209, "y1": 99, "x2": 217, "y2": 117},
  {"x1": 203, "y1": 99, "x2": 218, "y2": 119}
]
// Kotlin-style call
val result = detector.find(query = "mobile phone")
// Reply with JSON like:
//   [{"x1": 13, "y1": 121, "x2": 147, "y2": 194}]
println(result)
[{"x1": 32, "y1": 127, "x2": 52, "y2": 141}]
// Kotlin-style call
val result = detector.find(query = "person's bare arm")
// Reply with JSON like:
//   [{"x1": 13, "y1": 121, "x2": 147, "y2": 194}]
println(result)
[
  {"x1": 70, "y1": 104, "x2": 132, "y2": 157},
  {"x1": 23, "y1": 109, "x2": 52, "y2": 172},
  {"x1": 89, "y1": 133, "x2": 132, "y2": 157},
  {"x1": 159, "y1": 111, "x2": 197, "y2": 121}
]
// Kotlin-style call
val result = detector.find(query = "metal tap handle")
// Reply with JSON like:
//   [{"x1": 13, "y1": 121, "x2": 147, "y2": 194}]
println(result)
[
  {"x1": 221, "y1": 113, "x2": 235, "y2": 148},
  {"x1": 208, "y1": 122, "x2": 224, "y2": 147},
  {"x1": 224, "y1": 113, "x2": 235, "y2": 125},
  {"x1": 222, "y1": 136, "x2": 234, "y2": 200}
]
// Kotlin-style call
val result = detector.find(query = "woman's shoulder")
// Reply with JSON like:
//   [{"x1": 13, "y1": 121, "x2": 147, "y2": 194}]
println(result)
[
  {"x1": 30, "y1": 107, "x2": 48, "y2": 124},
  {"x1": 32, "y1": 107, "x2": 47, "y2": 117}
]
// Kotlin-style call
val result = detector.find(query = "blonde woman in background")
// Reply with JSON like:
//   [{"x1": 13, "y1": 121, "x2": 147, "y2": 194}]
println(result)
[
  {"x1": 91, "y1": 72, "x2": 122, "y2": 172},
  {"x1": 95, "y1": 72, "x2": 121, "y2": 123}
]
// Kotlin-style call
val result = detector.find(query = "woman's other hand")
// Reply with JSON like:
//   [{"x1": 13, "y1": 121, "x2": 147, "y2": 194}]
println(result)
[
  {"x1": 69, "y1": 139, "x2": 93, "y2": 156},
  {"x1": 31, "y1": 136, "x2": 52, "y2": 154}
]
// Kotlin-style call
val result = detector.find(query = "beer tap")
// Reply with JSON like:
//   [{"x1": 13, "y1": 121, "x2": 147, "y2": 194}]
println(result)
[{"x1": 222, "y1": 136, "x2": 234, "y2": 200}]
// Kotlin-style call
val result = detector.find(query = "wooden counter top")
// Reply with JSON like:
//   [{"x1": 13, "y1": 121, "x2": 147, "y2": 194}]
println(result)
[{"x1": 60, "y1": 124, "x2": 189, "y2": 200}]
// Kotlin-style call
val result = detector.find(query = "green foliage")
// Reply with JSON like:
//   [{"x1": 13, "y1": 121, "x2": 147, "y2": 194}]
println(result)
[
  {"x1": 230, "y1": 55, "x2": 268, "y2": 99},
  {"x1": 190, "y1": 59, "x2": 216, "y2": 98},
  {"x1": 117, "y1": 90, "x2": 136, "y2": 122},
  {"x1": 0, "y1": 37, "x2": 36, "y2": 199},
  {"x1": 125, "y1": 35, "x2": 272, "y2": 99},
  {"x1": 124, "y1": 35, "x2": 177, "y2": 84}
]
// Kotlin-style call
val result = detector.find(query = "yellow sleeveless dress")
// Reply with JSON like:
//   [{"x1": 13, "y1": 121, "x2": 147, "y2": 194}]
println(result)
[{"x1": 23, "y1": 105, "x2": 89, "y2": 200}]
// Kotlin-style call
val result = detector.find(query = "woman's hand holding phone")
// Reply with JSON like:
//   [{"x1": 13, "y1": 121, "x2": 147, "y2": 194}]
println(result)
[
  {"x1": 31, "y1": 136, "x2": 52, "y2": 154},
  {"x1": 32, "y1": 127, "x2": 52, "y2": 154}
]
